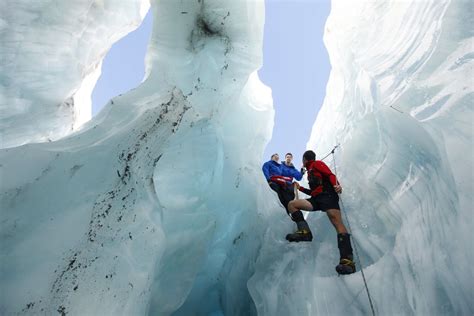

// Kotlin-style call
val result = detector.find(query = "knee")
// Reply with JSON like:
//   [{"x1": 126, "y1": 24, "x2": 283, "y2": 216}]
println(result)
[{"x1": 288, "y1": 200, "x2": 296, "y2": 211}]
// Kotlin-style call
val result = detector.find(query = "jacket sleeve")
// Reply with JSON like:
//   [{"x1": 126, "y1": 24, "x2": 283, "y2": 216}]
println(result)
[
  {"x1": 262, "y1": 162, "x2": 271, "y2": 181},
  {"x1": 282, "y1": 165, "x2": 303, "y2": 181},
  {"x1": 291, "y1": 167, "x2": 303, "y2": 181},
  {"x1": 298, "y1": 186, "x2": 312, "y2": 195},
  {"x1": 315, "y1": 161, "x2": 338, "y2": 186}
]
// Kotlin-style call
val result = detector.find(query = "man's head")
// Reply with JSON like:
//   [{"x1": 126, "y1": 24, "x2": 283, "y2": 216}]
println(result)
[
  {"x1": 285, "y1": 153, "x2": 293, "y2": 165},
  {"x1": 271, "y1": 153, "x2": 279, "y2": 162},
  {"x1": 302, "y1": 150, "x2": 316, "y2": 164}
]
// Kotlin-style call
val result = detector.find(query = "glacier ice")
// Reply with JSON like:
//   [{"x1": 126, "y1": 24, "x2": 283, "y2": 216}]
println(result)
[
  {"x1": 0, "y1": 0, "x2": 150, "y2": 148},
  {"x1": 1, "y1": 0, "x2": 473, "y2": 315},
  {"x1": 1, "y1": 0, "x2": 272, "y2": 315},
  {"x1": 248, "y1": 0, "x2": 473, "y2": 315}
]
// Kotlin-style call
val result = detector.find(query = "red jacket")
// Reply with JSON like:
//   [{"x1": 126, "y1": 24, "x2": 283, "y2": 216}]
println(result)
[{"x1": 299, "y1": 160, "x2": 338, "y2": 196}]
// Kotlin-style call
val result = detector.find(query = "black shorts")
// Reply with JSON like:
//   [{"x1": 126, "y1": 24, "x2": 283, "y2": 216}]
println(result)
[{"x1": 306, "y1": 193, "x2": 340, "y2": 212}]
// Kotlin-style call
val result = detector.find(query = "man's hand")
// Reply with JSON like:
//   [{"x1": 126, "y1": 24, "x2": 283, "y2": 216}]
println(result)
[
  {"x1": 294, "y1": 182, "x2": 300, "y2": 189},
  {"x1": 334, "y1": 185, "x2": 342, "y2": 194}
]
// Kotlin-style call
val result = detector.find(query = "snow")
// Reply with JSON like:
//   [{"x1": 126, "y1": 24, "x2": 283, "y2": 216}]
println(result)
[{"x1": 1, "y1": 0, "x2": 472, "y2": 315}]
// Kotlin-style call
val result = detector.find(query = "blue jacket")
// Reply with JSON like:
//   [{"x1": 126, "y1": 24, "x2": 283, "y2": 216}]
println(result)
[
  {"x1": 262, "y1": 160, "x2": 282, "y2": 181},
  {"x1": 262, "y1": 160, "x2": 303, "y2": 183},
  {"x1": 281, "y1": 163, "x2": 303, "y2": 181}
]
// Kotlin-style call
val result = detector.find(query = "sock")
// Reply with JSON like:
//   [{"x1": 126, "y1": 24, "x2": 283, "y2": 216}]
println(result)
[
  {"x1": 290, "y1": 210, "x2": 304, "y2": 222},
  {"x1": 337, "y1": 233, "x2": 354, "y2": 261}
]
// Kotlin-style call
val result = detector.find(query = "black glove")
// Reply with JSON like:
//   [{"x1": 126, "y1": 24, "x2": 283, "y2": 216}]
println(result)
[{"x1": 300, "y1": 167, "x2": 306, "y2": 175}]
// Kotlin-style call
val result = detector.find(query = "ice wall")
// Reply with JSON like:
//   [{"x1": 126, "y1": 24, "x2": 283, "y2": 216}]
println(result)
[
  {"x1": 0, "y1": 0, "x2": 150, "y2": 148},
  {"x1": 1, "y1": 0, "x2": 274, "y2": 315},
  {"x1": 249, "y1": 0, "x2": 473, "y2": 315},
  {"x1": 2, "y1": 0, "x2": 472, "y2": 315}
]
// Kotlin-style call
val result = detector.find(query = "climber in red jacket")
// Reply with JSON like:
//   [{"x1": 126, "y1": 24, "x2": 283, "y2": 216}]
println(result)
[{"x1": 286, "y1": 150, "x2": 356, "y2": 275}]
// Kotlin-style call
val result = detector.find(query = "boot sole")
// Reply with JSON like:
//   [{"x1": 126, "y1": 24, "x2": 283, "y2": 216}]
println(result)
[
  {"x1": 336, "y1": 265, "x2": 356, "y2": 275},
  {"x1": 286, "y1": 235, "x2": 313, "y2": 242}
]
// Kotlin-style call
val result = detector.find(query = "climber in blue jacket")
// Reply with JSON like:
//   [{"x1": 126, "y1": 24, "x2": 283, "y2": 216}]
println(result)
[
  {"x1": 281, "y1": 152, "x2": 304, "y2": 179},
  {"x1": 262, "y1": 153, "x2": 302, "y2": 212}
]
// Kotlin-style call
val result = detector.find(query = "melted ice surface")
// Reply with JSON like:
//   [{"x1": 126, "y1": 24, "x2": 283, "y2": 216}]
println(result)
[{"x1": 1, "y1": 0, "x2": 472, "y2": 315}]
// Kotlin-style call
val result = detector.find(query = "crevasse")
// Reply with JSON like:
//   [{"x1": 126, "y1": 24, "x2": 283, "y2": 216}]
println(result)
[
  {"x1": 1, "y1": 0, "x2": 472, "y2": 315},
  {"x1": 248, "y1": 0, "x2": 472, "y2": 315}
]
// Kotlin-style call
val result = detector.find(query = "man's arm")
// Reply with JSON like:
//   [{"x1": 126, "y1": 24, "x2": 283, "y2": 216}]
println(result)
[
  {"x1": 282, "y1": 164, "x2": 303, "y2": 181},
  {"x1": 314, "y1": 161, "x2": 337, "y2": 185},
  {"x1": 294, "y1": 182, "x2": 313, "y2": 195},
  {"x1": 292, "y1": 167, "x2": 303, "y2": 181},
  {"x1": 315, "y1": 161, "x2": 342, "y2": 193},
  {"x1": 262, "y1": 162, "x2": 271, "y2": 182},
  {"x1": 299, "y1": 186, "x2": 313, "y2": 195}
]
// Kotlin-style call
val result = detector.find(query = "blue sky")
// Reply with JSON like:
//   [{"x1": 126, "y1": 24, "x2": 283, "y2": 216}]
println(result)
[
  {"x1": 91, "y1": 11, "x2": 153, "y2": 114},
  {"x1": 91, "y1": 1, "x2": 331, "y2": 165}
]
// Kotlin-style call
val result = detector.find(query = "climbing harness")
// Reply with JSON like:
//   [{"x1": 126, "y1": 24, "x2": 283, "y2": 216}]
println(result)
[{"x1": 331, "y1": 146, "x2": 377, "y2": 316}]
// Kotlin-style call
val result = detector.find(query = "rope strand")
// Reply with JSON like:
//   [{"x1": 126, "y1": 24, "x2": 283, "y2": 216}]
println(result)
[
  {"x1": 331, "y1": 149, "x2": 376, "y2": 316},
  {"x1": 320, "y1": 144, "x2": 340, "y2": 161}
]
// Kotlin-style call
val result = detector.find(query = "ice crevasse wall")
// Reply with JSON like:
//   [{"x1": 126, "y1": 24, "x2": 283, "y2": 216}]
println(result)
[
  {"x1": 1, "y1": 0, "x2": 273, "y2": 315},
  {"x1": 0, "y1": 0, "x2": 150, "y2": 148},
  {"x1": 249, "y1": 1, "x2": 472, "y2": 314},
  {"x1": 0, "y1": 1, "x2": 473, "y2": 316}
]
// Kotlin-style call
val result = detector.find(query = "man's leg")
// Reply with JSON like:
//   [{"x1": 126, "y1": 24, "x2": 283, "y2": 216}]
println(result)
[
  {"x1": 326, "y1": 208, "x2": 356, "y2": 274},
  {"x1": 285, "y1": 199, "x2": 314, "y2": 242},
  {"x1": 269, "y1": 182, "x2": 294, "y2": 213},
  {"x1": 325, "y1": 208, "x2": 348, "y2": 234},
  {"x1": 281, "y1": 186, "x2": 296, "y2": 211},
  {"x1": 288, "y1": 199, "x2": 313, "y2": 213}
]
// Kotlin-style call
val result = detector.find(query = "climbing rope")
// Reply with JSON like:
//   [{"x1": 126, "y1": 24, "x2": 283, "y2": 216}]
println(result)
[
  {"x1": 320, "y1": 144, "x2": 340, "y2": 161},
  {"x1": 331, "y1": 147, "x2": 377, "y2": 316},
  {"x1": 293, "y1": 182, "x2": 299, "y2": 200}
]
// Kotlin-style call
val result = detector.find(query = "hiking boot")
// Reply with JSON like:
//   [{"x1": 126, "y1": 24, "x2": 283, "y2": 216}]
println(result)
[
  {"x1": 286, "y1": 221, "x2": 313, "y2": 242},
  {"x1": 286, "y1": 229, "x2": 313, "y2": 242},
  {"x1": 336, "y1": 258, "x2": 356, "y2": 275}
]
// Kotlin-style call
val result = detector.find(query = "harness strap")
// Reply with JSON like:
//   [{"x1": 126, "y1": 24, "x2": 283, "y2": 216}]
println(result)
[{"x1": 270, "y1": 175, "x2": 293, "y2": 186}]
